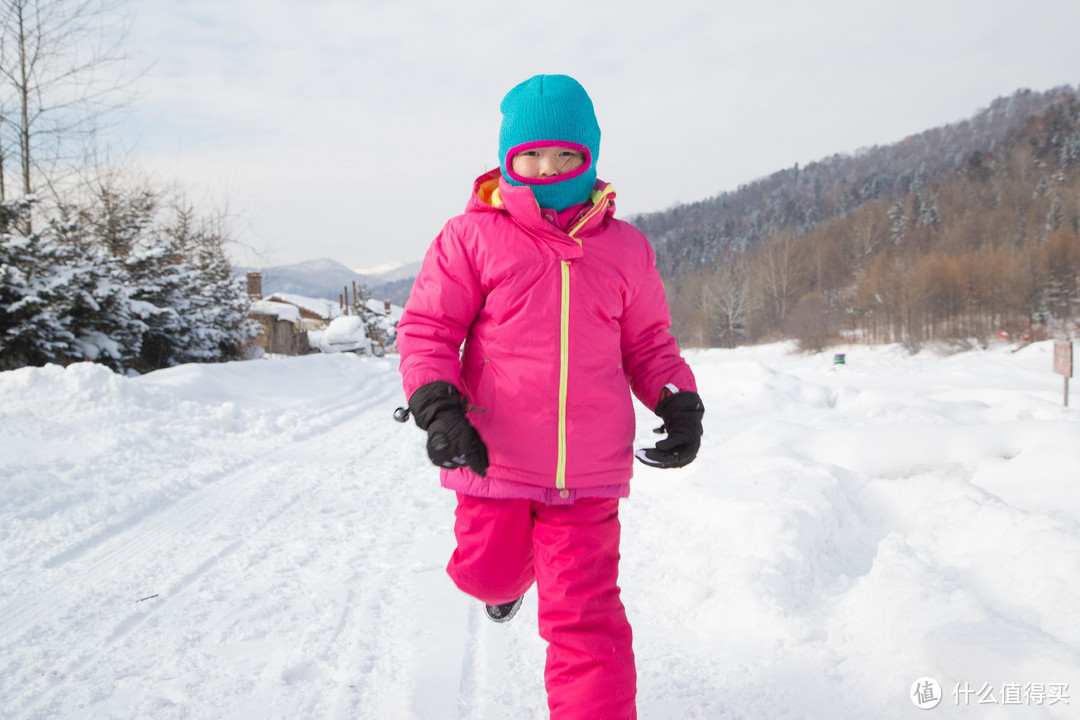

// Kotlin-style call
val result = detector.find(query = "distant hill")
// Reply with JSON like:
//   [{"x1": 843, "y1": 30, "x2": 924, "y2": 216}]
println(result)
[
  {"x1": 235, "y1": 258, "x2": 420, "y2": 306},
  {"x1": 634, "y1": 86, "x2": 1079, "y2": 279},
  {"x1": 632, "y1": 85, "x2": 1080, "y2": 350}
]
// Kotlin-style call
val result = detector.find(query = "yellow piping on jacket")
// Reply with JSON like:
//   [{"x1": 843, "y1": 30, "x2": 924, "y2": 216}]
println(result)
[{"x1": 553, "y1": 185, "x2": 616, "y2": 490}]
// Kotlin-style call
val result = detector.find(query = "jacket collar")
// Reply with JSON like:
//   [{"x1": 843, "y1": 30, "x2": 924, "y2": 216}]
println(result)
[{"x1": 467, "y1": 168, "x2": 616, "y2": 255}]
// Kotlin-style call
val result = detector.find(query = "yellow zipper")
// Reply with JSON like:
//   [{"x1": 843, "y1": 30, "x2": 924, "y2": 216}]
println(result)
[
  {"x1": 553, "y1": 186, "x2": 615, "y2": 489},
  {"x1": 556, "y1": 258, "x2": 572, "y2": 489},
  {"x1": 567, "y1": 186, "x2": 613, "y2": 238}
]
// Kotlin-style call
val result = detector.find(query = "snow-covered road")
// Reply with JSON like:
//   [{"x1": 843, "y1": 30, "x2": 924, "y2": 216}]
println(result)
[{"x1": 1, "y1": 342, "x2": 1078, "y2": 719}]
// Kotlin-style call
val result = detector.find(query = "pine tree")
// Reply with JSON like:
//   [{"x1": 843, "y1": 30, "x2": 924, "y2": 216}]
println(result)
[
  {"x1": 123, "y1": 223, "x2": 188, "y2": 371},
  {"x1": 172, "y1": 204, "x2": 256, "y2": 364},
  {"x1": 48, "y1": 209, "x2": 145, "y2": 371},
  {"x1": 1, "y1": 176, "x2": 257, "y2": 373},
  {"x1": 0, "y1": 199, "x2": 74, "y2": 368}
]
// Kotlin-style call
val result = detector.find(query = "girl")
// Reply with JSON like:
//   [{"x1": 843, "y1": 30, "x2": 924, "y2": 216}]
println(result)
[{"x1": 397, "y1": 74, "x2": 703, "y2": 720}]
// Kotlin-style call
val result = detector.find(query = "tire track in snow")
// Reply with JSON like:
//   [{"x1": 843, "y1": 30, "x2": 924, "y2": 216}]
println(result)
[
  {"x1": 3, "y1": 459, "x2": 316, "y2": 718},
  {"x1": 323, "y1": 463, "x2": 459, "y2": 717},
  {"x1": 456, "y1": 605, "x2": 484, "y2": 718},
  {"x1": 0, "y1": 459, "x2": 259, "y2": 641},
  {"x1": 0, "y1": 368, "x2": 409, "y2": 718},
  {"x1": 0, "y1": 367, "x2": 405, "y2": 647}
]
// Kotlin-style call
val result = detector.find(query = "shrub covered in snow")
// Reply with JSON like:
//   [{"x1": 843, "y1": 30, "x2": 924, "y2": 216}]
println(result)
[{"x1": 0, "y1": 191, "x2": 257, "y2": 374}]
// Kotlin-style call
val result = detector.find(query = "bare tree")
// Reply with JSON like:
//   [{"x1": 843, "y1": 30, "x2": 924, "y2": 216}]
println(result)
[
  {"x1": 751, "y1": 232, "x2": 805, "y2": 333},
  {"x1": 0, "y1": 0, "x2": 131, "y2": 211},
  {"x1": 711, "y1": 252, "x2": 750, "y2": 348},
  {"x1": 787, "y1": 291, "x2": 829, "y2": 352}
]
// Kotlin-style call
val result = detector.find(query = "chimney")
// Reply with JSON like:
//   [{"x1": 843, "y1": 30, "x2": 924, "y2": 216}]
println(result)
[{"x1": 246, "y1": 272, "x2": 263, "y2": 300}]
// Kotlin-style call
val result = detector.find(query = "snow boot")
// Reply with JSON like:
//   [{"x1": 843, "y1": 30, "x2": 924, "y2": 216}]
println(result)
[{"x1": 484, "y1": 595, "x2": 524, "y2": 623}]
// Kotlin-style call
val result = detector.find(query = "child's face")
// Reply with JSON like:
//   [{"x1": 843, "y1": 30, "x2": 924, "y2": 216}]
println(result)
[{"x1": 510, "y1": 146, "x2": 587, "y2": 179}]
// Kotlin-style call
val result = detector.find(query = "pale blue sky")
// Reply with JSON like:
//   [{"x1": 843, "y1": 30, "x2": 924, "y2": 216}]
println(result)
[{"x1": 120, "y1": 0, "x2": 1080, "y2": 271}]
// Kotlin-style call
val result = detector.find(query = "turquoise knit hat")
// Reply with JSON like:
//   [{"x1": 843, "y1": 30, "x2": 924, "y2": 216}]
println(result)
[{"x1": 498, "y1": 74, "x2": 601, "y2": 211}]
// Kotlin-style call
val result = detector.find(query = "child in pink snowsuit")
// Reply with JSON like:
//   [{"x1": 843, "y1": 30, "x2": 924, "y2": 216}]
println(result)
[{"x1": 397, "y1": 74, "x2": 704, "y2": 720}]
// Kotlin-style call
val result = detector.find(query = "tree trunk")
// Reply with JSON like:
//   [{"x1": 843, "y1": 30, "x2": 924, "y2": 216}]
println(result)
[{"x1": 17, "y1": 0, "x2": 31, "y2": 198}]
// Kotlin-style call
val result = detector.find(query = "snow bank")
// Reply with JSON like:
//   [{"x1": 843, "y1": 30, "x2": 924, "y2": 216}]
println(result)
[{"x1": 0, "y1": 342, "x2": 1077, "y2": 719}]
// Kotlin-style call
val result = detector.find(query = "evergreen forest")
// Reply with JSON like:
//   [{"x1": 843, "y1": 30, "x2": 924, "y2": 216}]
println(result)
[{"x1": 0, "y1": 1, "x2": 254, "y2": 373}]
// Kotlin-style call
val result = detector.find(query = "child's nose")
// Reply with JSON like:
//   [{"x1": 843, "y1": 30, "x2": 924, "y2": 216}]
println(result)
[{"x1": 539, "y1": 154, "x2": 560, "y2": 176}]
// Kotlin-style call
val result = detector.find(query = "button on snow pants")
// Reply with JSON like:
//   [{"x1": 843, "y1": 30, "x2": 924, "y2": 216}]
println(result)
[{"x1": 447, "y1": 493, "x2": 637, "y2": 720}]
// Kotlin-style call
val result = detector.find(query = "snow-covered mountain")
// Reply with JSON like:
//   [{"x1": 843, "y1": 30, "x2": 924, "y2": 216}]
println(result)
[
  {"x1": 351, "y1": 261, "x2": 424, "y2": 283},
  {"x1": 235, "y1": 258, "x2": 421, "y2": 304},
  {"x1": 2, "y1": 341, "x2": 1078, "y2": 718}
]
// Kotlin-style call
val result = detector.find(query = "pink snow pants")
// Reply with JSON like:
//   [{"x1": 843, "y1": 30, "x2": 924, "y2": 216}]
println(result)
[{"x1": 447, "y1": 493, "x2": 637, "y2": 720}]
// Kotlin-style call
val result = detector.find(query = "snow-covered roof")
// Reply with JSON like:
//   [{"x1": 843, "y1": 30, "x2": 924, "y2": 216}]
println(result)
[
  {"x1": 249, "y1": 300, "x2": 302, "y2": 323},
  {"x1": 266, "y1": 293, "x2": 343, "y2": 320}
]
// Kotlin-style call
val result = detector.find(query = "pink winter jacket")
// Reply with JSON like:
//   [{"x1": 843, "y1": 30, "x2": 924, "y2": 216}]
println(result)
[{"x1": 398, "y1": 169, "x2": 696, "y2": 495}]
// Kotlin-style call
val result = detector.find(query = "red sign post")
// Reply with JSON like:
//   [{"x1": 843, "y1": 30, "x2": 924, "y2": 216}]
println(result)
[{"x1": 1054, "y1": 340, "x2": 1074, "y2": 407}]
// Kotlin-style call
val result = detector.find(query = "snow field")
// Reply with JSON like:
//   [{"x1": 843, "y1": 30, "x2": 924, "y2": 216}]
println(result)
[
  {"x1": 623, "y1": 343, "x2": 1079, "y2": 718},
  {"x1": 1, "y1": 342, "x2": 1078, "y2": 718}
]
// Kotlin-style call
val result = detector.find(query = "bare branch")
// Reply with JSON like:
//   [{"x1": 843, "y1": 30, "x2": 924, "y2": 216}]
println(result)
[{"x1": 0, "y1": 0, "x2": 134, "y2": 209}]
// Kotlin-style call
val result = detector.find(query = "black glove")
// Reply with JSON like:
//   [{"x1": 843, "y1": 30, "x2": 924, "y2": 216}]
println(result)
[
  {"x1": 408, "y1": 381, "x2": 489, "y2": 476},
  {"x1": 635, "y1": 391, "x2": 704, "y2": 469}
]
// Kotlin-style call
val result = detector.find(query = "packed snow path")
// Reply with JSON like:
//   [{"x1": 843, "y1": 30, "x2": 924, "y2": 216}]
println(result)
[{"x1": 1, "y1": 343, "x2": 1078, "y2": 719}]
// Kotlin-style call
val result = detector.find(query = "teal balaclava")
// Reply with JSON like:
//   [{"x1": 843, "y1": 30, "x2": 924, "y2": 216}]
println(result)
[{"x1": 498, "y1": 74, "x2": 601, "y2": 211}]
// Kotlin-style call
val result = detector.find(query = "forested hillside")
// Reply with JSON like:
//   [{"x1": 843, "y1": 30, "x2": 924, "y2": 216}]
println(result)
[{"x1": 636, "y1": 86, "x2": 1080, "y2": 350}]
